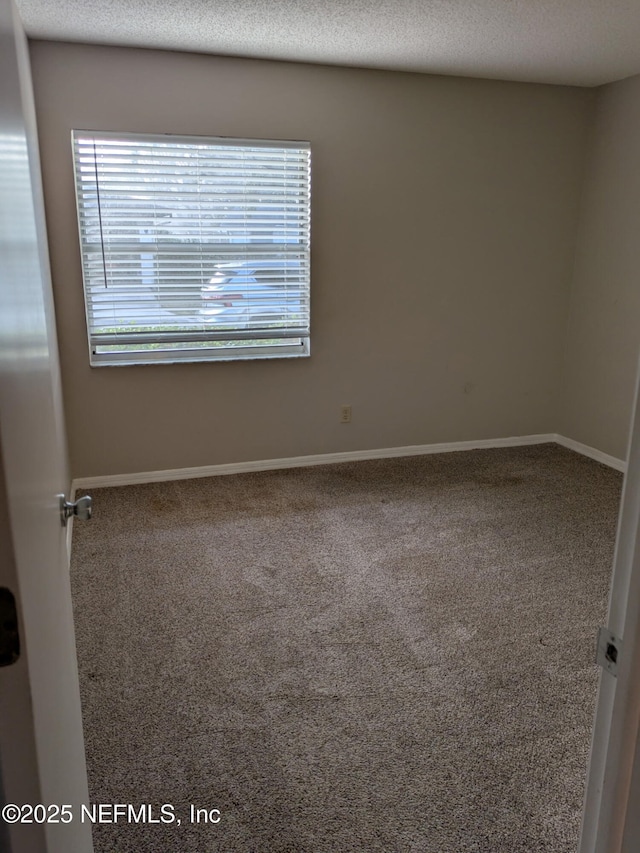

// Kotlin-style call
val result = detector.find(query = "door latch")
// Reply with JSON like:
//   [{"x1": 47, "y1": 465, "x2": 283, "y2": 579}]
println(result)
[
  {"x1": 59, "y1": 494, "x2": 92, "y2": 526},
  {"x1": 596, "y1": 626, "x2": 622, "y2": 677},
  {"x1": 0, "y1": 588, "x2": 20, "y2": 667}
]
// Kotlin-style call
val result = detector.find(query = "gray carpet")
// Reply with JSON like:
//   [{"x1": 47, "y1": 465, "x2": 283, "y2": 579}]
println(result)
[{"x1": 70, "y1": 444, "x2": 622, "y2": 853}]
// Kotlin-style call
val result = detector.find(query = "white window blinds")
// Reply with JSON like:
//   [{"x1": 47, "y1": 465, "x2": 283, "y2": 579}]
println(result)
[{"x1": 72, "y1": 131, "x2": 311, "y2": 365}]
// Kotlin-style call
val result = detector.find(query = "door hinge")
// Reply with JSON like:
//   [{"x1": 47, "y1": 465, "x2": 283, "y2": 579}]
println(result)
[
  {"x1": 0, "y1": 588, "x2": 20, "y2": 667},
  {"x1": 596, "y1": 626, "x2": 622, "y2": 677}
]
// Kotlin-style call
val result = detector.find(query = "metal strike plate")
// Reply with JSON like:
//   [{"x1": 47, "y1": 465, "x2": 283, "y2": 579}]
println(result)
[
  {"x1": 59, "y1": 494, "x2": 93, "y2": 526},
  {"x1": 0, "y1": 588, "x2": 20, "y2": 667},
  {"x1": 596, "y1": 626, "x2": 622, "y2": 677}
]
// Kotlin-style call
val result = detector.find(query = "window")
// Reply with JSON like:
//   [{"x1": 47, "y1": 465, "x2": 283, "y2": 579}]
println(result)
[{"x1": 72, "y1": 131, "x2": 311, "y2": 365}]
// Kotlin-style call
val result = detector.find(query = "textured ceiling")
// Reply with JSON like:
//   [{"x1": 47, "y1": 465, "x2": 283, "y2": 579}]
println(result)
[{"x1": 16, "y1": 0, "x2": 640, "y2": 87}]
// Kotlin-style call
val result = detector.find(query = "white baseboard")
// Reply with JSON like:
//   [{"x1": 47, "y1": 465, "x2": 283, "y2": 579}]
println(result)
[
  {"x1": 554, "y1": 434, "x2": 627, "y2": 473},
  {"x1": 72, "y1": 433, "x2": 556, "y2": 490},
  {"x1": 71, "y1": 433, "x2": 626, "y2": 492}
]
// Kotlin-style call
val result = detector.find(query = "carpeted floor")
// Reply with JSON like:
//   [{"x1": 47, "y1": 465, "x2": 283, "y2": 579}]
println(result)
[{"x1": 70, "y1": 444, "x2": 622, "y2": 853}]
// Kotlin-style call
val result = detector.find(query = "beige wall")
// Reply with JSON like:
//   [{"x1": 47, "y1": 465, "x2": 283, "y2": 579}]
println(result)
[
  {"x1": 559, "y1": 74, "x2": 640, "y2": 462},
  {"x1": 30, "y1": 41, "x2": 593, "y2": 479}
]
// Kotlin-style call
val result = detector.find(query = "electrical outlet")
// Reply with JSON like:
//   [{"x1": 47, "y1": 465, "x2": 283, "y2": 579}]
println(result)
[{"x1": 340, "y1": 405, "x2": 352, "y2": 424}]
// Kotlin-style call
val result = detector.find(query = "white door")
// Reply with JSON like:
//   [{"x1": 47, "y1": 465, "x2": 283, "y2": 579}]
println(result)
[
  {"x1": 580, "y1": 364, "x2": 640, "y2": 853},
  {"x1": 0, "y1": 0, "x2": 93, "y2": 851}
]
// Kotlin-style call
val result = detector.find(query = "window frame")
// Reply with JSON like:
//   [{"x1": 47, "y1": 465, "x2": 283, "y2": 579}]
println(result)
[{"x1": 71, "y1": 130, "x2": 311, "y2": 367}]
